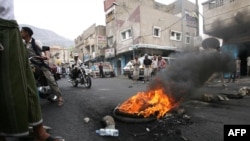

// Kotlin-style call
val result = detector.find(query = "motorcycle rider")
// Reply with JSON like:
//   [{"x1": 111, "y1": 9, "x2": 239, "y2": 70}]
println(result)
[
  {"x1": 20, "y1": 27, "x2": 64, "y2": 107},
  {"x1": 69, "y1": 53, "x2": 83, "y2": 81}
]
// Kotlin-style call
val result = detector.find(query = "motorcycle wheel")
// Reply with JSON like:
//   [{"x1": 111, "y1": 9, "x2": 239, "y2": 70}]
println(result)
[
  {"x1": 72, "y1": 79, "x2": 78, "y2": 87},
  {"x1": 83, "y1": 75, "x2": 91, "y2": 88},
  {"x1": 47, "y1": 94, "x2": 58, "y2": 103}
]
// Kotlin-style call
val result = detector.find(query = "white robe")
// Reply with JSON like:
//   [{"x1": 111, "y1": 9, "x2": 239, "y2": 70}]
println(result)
[{"x1": 0, "y1": 0, "x2": 15, "y2": 20}]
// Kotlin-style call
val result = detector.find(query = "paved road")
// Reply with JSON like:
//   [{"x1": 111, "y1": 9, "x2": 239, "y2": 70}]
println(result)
[
  {"x1": 6, "y1": 76, "x2": 250, "y2": 141},
  {"x1": 41, "y1": 76, "x2": 149, "y2": 141}
]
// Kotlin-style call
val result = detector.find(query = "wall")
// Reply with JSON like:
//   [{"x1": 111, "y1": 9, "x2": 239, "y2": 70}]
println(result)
[{"x1": 203, "y1": 0, "x2": 250, "y2": 39}]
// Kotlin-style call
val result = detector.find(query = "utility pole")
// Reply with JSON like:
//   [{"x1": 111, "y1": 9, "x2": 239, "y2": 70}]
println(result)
[
  {"x1": 196, "y1": 0, "x2": 199, "y2": 36},
  {"x1": 181, "y1": 0, "x2": 186, "y2": 48}
]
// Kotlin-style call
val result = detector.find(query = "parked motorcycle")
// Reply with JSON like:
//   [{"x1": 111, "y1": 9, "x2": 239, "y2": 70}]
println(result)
[
  {"x1": 30, "y1": 57, "x2": 58, "y2": 103},
  {"x1": 68, "y1": 63, "x2": 92, "y2": 88}
]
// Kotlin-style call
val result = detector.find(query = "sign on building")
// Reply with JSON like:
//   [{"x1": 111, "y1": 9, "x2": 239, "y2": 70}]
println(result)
[
  {"x1": 98, "y1": 36, "x2": 107, "y2": 49},
  {"x1": 105, "y1": 48, "x2": 115, "y2": 58}
]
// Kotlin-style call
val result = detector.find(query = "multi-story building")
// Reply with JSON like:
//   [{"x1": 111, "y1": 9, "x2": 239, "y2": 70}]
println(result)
[
  {"x1": 49, "y1": 45, "x2": 71, "y2": 65},
  {"x1": 74, "y1": 24, "x2": 106, "y2": 66},
  {"x1": 104, "y1": 0, "x2": 198, "y2": 75},
  {"x1": 74, "y1": 0, "x2": 198, "y2": 75},
  {"x1": 202, "y1": 0, "x2": 250, "y2": 75}
]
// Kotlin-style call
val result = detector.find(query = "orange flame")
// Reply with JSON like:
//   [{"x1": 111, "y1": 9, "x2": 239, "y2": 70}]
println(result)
[{"x1": 118, "y1": 88, "x2": 175, "y2": 119}]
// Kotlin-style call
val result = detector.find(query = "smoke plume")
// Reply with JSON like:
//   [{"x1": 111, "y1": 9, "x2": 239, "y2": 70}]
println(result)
[{"x1": 148, "y1": 49, "x2": 235, "y2": 104}]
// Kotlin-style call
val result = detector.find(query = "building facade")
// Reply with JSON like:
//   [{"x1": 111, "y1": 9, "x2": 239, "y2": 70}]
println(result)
[
  {"x1": 104, "y1": 0, "x2": 198, "y2": 75},
  {"x1": 49, "y1": 45, "x2": 71, "y2": 65},
  {"x1": 202, "y1": 0, "x2": 250, "y2": 75},
  {"x1": 74, "y1": 24, "x2": 107, "y2": 66},
  {"x1": 74, "y1": 0, "x2": 199, "y2": 75}
]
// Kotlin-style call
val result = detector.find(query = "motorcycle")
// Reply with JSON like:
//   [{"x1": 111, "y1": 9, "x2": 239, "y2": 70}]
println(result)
[
  {"x1": 68, "y1": 63, "x2": 92, "y2": 88},
  {"x1": 29, "y1": 57, "x2": 58, "y2": 103}
]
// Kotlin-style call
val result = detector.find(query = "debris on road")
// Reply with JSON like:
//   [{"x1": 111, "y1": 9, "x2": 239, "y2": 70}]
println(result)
[
  {"x1": 102, "y1": 115, "x2": 116, "y2": 129},
  {"x1": 83, "y1": 117, "x2": 90, "y2": 123},
  {"x1": 96, "y1": 115, "x2": 119, "y2": 137},
  {"x1": 238, "y1": 86, "x2": 250, "y2": 96}
]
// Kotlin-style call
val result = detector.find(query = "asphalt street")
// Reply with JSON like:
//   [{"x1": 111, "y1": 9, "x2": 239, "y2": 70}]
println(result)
[
  {"x1": 40, "y1": 76, "x2": 151, "y2": 141},
  {"x1": 6, "y1": 76, "x2": 250, "y2": 141}
]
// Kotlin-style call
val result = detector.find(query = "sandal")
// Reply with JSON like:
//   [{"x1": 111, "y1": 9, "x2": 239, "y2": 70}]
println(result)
[
  {"x1": 45, "y1": 136, "x2": 65, "y2": 141},
  {"x1": 57, "y1": 97, "x2": 64, "y2": 107},
  {"x1": 36, "y1": 136, "x2": 65, "y2": 141}
]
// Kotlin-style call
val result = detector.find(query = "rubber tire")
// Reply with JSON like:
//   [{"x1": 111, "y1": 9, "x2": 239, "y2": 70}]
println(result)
[
  {"x1": 112, "y1": 107, "x2": 157, "y2": 123},
  {"x1": 83, "y1": 75, "x2": 92, "y2": 88}
]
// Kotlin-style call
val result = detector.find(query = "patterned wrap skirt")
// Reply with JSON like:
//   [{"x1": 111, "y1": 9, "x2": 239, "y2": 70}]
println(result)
[{"x1": 0, "y1": 18, "x2": 43, "y2": 137}]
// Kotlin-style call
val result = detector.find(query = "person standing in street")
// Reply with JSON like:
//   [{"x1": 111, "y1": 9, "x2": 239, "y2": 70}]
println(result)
[
  {"x1": 228, "y1": 58, "x2": 237, "y2": 83},
  {"x1": 205, "y1": 47, "x2": 227, "y2": 87},
  {"x1": 236, "y1": 56, "x2": 241, "y2": 79},
  {"x1": 228, "y1": 56, "x2": 241, "y2": 83},
  {"x1": 158, "y1": 55, "x2": 167, "y2": 72},
  {"x1": 247, "y1": 56, "x2": 250, "y2": 76},
  {"x1": 143, "y1": 54, "x2": 152, "y2": 83},
  {"x1": 99, "y1": 62, "x2": 105, "y2": 78},
  {"x1": 0, "y1": 0, "x2": 64, "y2": 140},
  {"x1": 132, "y1": 55, "x2": 141, "y2": 83},
  {"x1": 151, "y1": 55, "x2": 158, "y2": 76},
  {"x1": 20, "y1": 26, "x2": 64, "y2": 107}
]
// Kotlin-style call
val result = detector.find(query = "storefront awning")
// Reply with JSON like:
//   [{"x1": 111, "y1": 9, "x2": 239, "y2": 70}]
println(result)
[{"x1": 132, "y1": 44, "x2": 179, "y2": 51}]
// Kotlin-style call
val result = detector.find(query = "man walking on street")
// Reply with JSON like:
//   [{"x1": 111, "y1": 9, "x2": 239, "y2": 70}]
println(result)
[{"x1": 205, "y1": 47, "x2": 227, "y2": 87}]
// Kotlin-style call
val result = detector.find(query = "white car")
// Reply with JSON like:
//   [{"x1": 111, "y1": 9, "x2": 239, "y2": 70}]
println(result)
[
  {"x1": 123, "y1": 55, "x2": 175, "y2": 79},
  {"x1": 90, "y1": 62, "x2": 115, "y2": 78}
]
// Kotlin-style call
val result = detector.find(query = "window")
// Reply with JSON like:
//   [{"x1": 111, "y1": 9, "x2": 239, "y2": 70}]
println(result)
[
  {"x1": 91, "y1": 45, "x2": 95, "y2": 52},
  {"x1": 107, "y1": 36, "x2": 113, "y2": 47},
  {"x1": 106, "y1": 10, "x2": 115, "y2": 23},
  {"x1": 121, "y1": 29, "x2": 132, "y2": 41},
  {"x1": 185, "y1": 36, "x2": 191, "y2": 44},
  {"x1": 170, "y1": 30, "x2": 182, "y2": 41},
  {"x1": 216, "y1": 0, "x2": 224, "y2": 7},
  {"x1": 209, "y1": 0, "x2": 224, "y2": 9},
  {"x1": 153, "y1": 26, "x2": 161, "y2": 37}
]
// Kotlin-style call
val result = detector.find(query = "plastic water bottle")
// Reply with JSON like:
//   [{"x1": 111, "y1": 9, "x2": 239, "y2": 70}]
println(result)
[{"x1": 96, "y1": 128, "x2": 119, "y2": 137}]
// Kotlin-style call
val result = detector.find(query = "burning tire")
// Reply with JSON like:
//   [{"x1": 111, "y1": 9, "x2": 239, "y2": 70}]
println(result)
[
  {"x1": 113, "y1": 107, "x2": 157, "y2": 123},
  {"x1": 113, "y1": 88, "x2": 175, "y2": 123}
]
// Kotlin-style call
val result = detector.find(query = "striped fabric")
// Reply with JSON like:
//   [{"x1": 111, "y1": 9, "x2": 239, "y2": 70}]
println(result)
[{"x1": 0, "y1": 19, "x2": 42, "y2": 137}]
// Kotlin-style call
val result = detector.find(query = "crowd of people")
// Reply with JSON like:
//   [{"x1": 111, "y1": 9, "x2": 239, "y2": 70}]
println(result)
[
  {"x1": 130, "y1": 54, "x2": 168, "y2": 83},
  {"x1": 129, "y1": 50, "x2": 245, "y2": 86}
]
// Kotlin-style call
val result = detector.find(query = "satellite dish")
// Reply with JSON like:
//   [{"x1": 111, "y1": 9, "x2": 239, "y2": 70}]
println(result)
[{"x1": 201, "y1": 37, "x2": 220, "y2": 49}]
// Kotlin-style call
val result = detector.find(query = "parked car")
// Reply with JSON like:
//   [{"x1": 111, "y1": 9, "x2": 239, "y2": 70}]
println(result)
[
  {"x1": 90, "y1": 62, "x2": 115, "y2": 78},
  {"x1": 123, "y1": 55, "x2": 175, "y2": 79},
  {"x1": 83, "y1": 65, "x2": 92, "y2": 75}
]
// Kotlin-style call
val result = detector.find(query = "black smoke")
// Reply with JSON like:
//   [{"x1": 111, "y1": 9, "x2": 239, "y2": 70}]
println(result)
[{"x1": 147, "y1": 49, "x2": 235, "y2": 104}]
